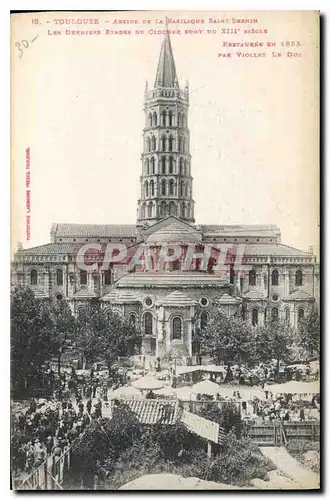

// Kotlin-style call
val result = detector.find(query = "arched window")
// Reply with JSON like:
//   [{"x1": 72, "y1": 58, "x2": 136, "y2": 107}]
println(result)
[
  {"x1": 104, "y1": 268, "x2": 111, "y2": 285},
  {"x1": 271, "y1": 270, "x2": 279, "y2": 286},
  {"x1": 285, "y1": 308, "x2": 290, "y2": 322},
  {"x1": 160, "y1": 201, "x2": 166, "y2": 217},
  {"x1": 148, "y1": 113, "x2": 152, "y2": 127},
  {"x1": 264, "y1": 275, "x2": 268, "y2": 289},
  {"x1": 80, "y1": 270, "x2": 87, "y2": 285},
  {"x1": 150, "y1": 157, "x2": 155, "y2": 174},
  {"x1": 184, "y1": 159, "x2": 187, "y2": 176},
  {"x1": 200, "y1": 312, "x2": 208, "y2": 330},
  {"x1": 145, "y1": 158, "x2": 150, "y2": 175},
  {"x1": 252, "y1": 308, "x2": 258, "y2": 326},
  {"x1": 144, "y1": 312, "x2": 153, "y2": 335},
  {"x1": 271, "y1": 307, "x2": 279, "y2": 322},
  {"x1": 148, "y1": 202, "x2": 153, "y2": 218},
  {"x1": 161, "y1": 156, "x2": 166, "y2": 173},
  {"x1": 168, "y1": 110, "x2": 173, "y2": 126},
  {"x1": 179, "y1": 158, "x2": 184, "y2": 175},
  {"x1": 161, "y1": 179, "x2": 166, "y2": 196},
  {"x1": 295, "y1": 270, "x2": 303, "y2": 286},
  {"x1": 177, "y1": 112, "x2": 182, "y2": 127},
  {"x1": 149, "y1": 179, "x2": 155, "y2": 196},
  {"x1": 161, "y1": 110, "x2": 166, "y2": 126},
  {"x1": 172, "y1": 317, "x2": 182, "y2": 340},
  {"x1": 144, "y1": 181, "x2": 149, "y2": 197},
  {"x1": 56, "y1": 268, "x2": 63, "y2": 286},
  {"x1": 161, "y1": 135, "x2": 166, "y2": 152},
  {"x1": 178, "y1": 137, "x2": 182, "y2": 152},
  {"x1": 30, "y1": 269, "x2": 37, "y2": 286},
  {"x1": 169, "y1": 201, "x2": 176, "y2": 216},
  {"x1": 147, "y1": 137, "x2": 151, "y2": 152},
  {"x1": 180, "y1": 180, "x2": 184, "y2": 197},
  {"x1": 230, "y1": 265, "x2": 235, "y2": 284},
  {"x1": 152, "y1": 111, "x2": 157, "y2": 126},
  {"x1": 169, "y1": 179, "x2": 175, "y2": 196},
  {"x1": 249, "y1": 270, "x2": 256, "y2": 286},
  {"x1": 182, "y1": 202, "x2": 186, "y2": 218},
  {"x1": 182, "y1": 114, "x2": 186, "y2": 127},
  {"x1": 183, "y1": 138, "x2": 186, "y2": 152},
  {"x1": 141, "y1": 203, "x2": 146, "y2": 219},
  {"x1": 151, "y1": 135, "x2": 156, "y2": 151},
  {"x1": 168, "y1": 136, "x2": 174, "y2": 152},
  {"x1": 169, "y1": 156, "x2": 174, "y2": 174},
  {"x1": 129, "y1": 313, "x2": 136, "y2": 326},
  {"x1": 298, "y1": 308, "x2": 305, "y2": 323},
  {"x1": 184, "y1": 183, "x2": 188, "y2": 197}
]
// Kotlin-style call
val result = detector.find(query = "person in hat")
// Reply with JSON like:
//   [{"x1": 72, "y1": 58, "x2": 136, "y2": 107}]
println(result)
[{"x1": 86, "y1": 398, "x2": 92, "y2": 415}]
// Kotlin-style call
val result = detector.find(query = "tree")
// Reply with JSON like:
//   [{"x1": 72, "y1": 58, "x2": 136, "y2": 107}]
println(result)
[
  {"x1": 200, "y1": 312, "x2": 254, "y2": 365},
  {"x1": 75, "y1": 304, "x2": 142, "y2": 372},
  {"x1": 42, "y1": 298, "x2": 76, "y2": 377},
  {"x1": 298, "y1": 310, "x2": 320, "y2": 356},
  {"x1": 254, "y1": 319, "x2": 294, "y2": 377},
  {"x1": 11, "y1": 286, "x2": 54, "y2": 396}
]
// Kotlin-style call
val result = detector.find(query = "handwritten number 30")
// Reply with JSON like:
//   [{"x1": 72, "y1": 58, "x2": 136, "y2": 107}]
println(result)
[{"x1": 16, "y1": 40, "x2": 29, "y2": 58}]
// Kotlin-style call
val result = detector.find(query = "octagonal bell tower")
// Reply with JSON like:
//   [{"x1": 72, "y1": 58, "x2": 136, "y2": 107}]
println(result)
[{"x1": 137, "y1": 32, "x2": 195, "y2": 226}]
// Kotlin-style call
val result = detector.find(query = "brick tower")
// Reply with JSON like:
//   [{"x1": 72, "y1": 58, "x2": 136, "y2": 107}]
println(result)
[{"x1": 137, "y1": 33, "x2": 195, "y2": 226}]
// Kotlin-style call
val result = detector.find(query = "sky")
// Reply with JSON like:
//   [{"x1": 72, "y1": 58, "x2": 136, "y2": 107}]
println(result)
[{"x1": 11, "y1": 10, "x2": 319, "y2": 256}]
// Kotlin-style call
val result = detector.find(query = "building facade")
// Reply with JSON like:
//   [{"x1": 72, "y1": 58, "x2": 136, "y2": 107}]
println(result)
[{"x1": 11, "y1": 33, "x2": 319, "y2": 359}]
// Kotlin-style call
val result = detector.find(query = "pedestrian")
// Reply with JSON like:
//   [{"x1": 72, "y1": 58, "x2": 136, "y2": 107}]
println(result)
[
  {"x1": 78, "y1": 402, "x2": 84, "y2": 415},
  {"x1": 92, "y1": 381, "x2": 98, "y2": 398},
  {"x1": 46, "y1": 436, "x2": 53, "y2": 456},
  {"x1": 300, "y1": 407, "x2": 305, "y2": 421},
  {"x1": 86, "y1": 398, "x2": 92, "y2": 415}
]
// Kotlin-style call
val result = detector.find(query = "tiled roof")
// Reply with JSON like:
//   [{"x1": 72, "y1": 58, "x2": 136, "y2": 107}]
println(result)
[
  {"x1": 116, "y1": 272, "x2": 229, "y2": 288},
  {"x1": 283, "y1": 289, "x2": 314, "y2": 301},
  {"x1": 200, "y1": 224, "x2": 280, "y2": 237},
  {"x1": 72, "y1": 289, "x2": 98, "y2": 299},
  {"x1": 244, "y1": 244, "x2": 312, "y2": 257},
  {"x1": 181, "y1": 410, "x2": 223, "y2": 444},
  {"x1": 17, "y1": 243, "x2": 83, "y2": 255},
  {"x1": 31, "y1": 287, "x2": 48, "y2": 299},
  {"x1": 159, "y1": 290, "x2": 197, "y2": 306},
  {"x1": 146, "y1": 221, "x2": 202, "y2": 244},
  {"x1": 213, "y1": 293, "x2": 242, "y2": 304},
  {"x1": 54, "y1": 223, "x2": 137, "y2": 238},
  {"x1": 243, "y1": 290, "x2": 267, "y2": 300},
  {"x1": 111, "y1": 399, "x2": 180, "y2": 425}
]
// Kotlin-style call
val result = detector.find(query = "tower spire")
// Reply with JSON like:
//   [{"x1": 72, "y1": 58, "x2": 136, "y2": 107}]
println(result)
[{"x1": 154, "y1": 28, "x2": 178, "y2": 88}]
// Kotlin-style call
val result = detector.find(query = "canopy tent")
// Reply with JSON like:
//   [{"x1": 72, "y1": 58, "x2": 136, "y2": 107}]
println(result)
[
  {"x1": 153, "y1": 387, "x2": 177, "y2": 397},
  {"x1": 265, "y1": 381, "x2": 320, "y2": 395},
  {"x1": 191, "y1": 380, "x2": 222, "y2": 395},
  {"x1": 109, "y1": 385, "x2": 143, "y2": 399},
  {"x1": 132, "y1": 375, "x2": 164, "y2": 391},
  {"x1": 175, "y1": 366, "x2": 200, "y2": 376},
  {"x1": 201, "y1": 365, "x2": 226, "y2": 374}
]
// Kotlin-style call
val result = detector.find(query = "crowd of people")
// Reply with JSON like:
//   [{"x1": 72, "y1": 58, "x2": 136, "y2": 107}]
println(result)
[
  {"x1": 240, "y1": 392, "x2": 320, "y2": 424},
  {"x1": 11, "y1": 369, "x2": 110, "y2": 480}
]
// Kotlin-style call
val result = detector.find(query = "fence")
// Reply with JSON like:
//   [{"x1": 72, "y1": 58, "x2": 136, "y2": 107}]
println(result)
[
  {"x1": 245, "y1": 421, "x2": 320, "y2": 446},
  {"x1": 14, "y1": 431, "x2": 82, "y2": 491}
]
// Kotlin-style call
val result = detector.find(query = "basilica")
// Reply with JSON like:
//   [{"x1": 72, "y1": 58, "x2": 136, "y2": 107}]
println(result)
[{"x1": 11, "y1": 33, "x2": 319, "y2": 359}]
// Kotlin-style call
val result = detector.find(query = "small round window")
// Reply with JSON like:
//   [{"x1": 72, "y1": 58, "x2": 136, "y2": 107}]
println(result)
[
  {"x1": 145, "y1": 297, "x2": 153, "y2": 307},
  {"x1": 272, "y1": 294, "x2": 279, "y2": 302},
  {"x1": 56, "y1": 293, "x2": 63, "y2": 301},
  {"x1": 200, "y1": 297, "x2": 209, "y2": 307}
]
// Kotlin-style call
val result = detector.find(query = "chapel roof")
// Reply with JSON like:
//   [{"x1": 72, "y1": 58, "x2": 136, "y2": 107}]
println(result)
[{"x1": 146, "y1": 221, "x2": 202, "y2": 244}]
